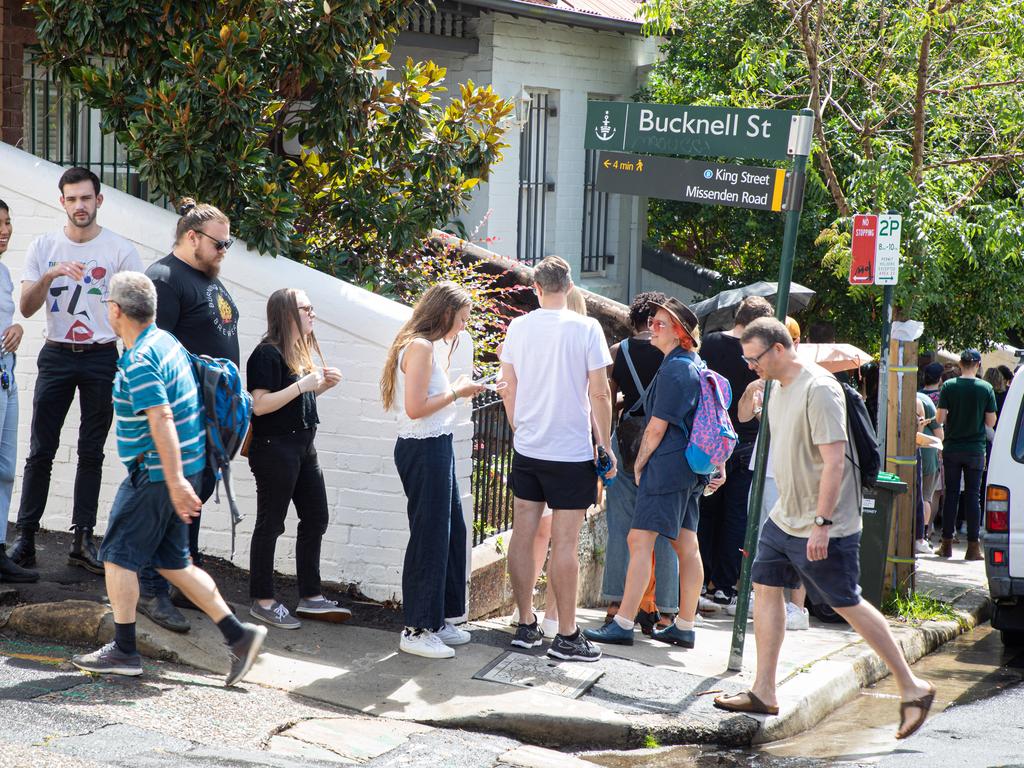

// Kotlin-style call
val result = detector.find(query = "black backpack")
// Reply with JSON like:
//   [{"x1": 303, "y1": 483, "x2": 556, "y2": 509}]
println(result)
[{"x1": 840, "y1": 381, "x2": 880, "y2": 489}]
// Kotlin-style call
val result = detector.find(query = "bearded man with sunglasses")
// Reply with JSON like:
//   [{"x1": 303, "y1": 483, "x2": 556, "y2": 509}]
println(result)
[{"x1": 136, "y1": 199, "x2": 240, "y2": 633}]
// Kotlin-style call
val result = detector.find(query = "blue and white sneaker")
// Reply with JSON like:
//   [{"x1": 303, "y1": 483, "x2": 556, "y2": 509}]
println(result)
[{"x1": 583, "y1": 620, "x2": 634, "y2": 646}]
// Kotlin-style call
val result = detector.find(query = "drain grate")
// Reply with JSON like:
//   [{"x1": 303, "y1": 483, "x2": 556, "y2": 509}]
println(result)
[{"x1": 472, "y1": 651, "x2": 603, "y2": 699}]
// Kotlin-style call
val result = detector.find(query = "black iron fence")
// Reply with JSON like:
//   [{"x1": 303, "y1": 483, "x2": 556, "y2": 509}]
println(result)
[
  {"x1": 581, "y1": 148, "x2": 612, "y2": 273},
  {"x1": 516, "y1": 91, "x2": 552, "y2": 266},
  {"x1": 471, "y1": 390, "x2": 515, "y2": 545},
  {"x1": 23, "y1": 55, "x2": 171, "y2": 208}
]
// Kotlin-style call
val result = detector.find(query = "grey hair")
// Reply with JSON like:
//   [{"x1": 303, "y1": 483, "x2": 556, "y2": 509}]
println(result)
[
  {"x1": 533, "y1": 255, "x2": 572, "y2": 293},
  {"x1": 108, "y1": 271, "x2": 157, "y2": 322},
  {"x1": 740, "y1": 317, "x2": 793, "y2": 351}
]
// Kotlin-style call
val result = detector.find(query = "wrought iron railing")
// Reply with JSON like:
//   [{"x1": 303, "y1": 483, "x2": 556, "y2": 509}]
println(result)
[
  {"x1": 22, "y1": 55, "x2": 171, "y2": 208},
  {"x1": 516, "y1": 91, "x2": 553, "y2": 266},
  {"x1": 581, "y1": 148, "x2": 612, "y2": 273},
  {"x1": 471, "y1": 390, "x2": 515, "y2": 545}
]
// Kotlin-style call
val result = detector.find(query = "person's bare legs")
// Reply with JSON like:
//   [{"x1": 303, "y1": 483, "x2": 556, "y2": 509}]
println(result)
[
  {"x1": 549, "y1": 508, "x2": 586, "y2": 636},
  {"x1": 508, "y1": 498, "x2": 545, "y2": 624},
  {"x1": 669, "y1": 529, "x2": 702, "y2": 623},
  {"x1": 615, "y1": 529, "x2": 658, "y2": 622},
  {"x1": 533, "y1": 513, "x2": 556, "y2": 622},
  {"x1": 789, "y1": 584, "x2": 807, "y2": 611},
  {"x1": 833, "y1": 600, "x2": 932, "y2": 715},
  {"x1": 748, "y1": 583, "x2": 786, "y2": 707},
  {"x1": 157, "y1": 565, "x2": 232, "y2": 623},
  {"x1": 105, "y1": 563, "x2": 141, "y2": 624}
]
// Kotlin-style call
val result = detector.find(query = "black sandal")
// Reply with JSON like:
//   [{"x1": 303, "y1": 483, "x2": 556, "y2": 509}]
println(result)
[{"x1": 896, "y1": 684, "x2": 936, "y2": 739}]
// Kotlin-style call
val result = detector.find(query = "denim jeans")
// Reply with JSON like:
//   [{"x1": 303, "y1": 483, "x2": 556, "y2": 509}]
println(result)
[
  {"x1": 394, "y1": 434, "x2": 467, "y2": 630},
  {"x1": 601, "y1": 434, "x2": 679, "y2": 612},
  {"x1": 941, "y1": 450, "x2": 985, "y2": 542},
  {"x1": 246, "y1": 429, "x2": 330, "y2": 600},
  {"x1": 16, "y1": 343, "x2": 115, "y2": 533},
  {"x1": 0, "y1": 353, "x2": 19, "y2": 546},
  {"x1": 139, "y1": 465, "x2": 217, "y2": 597},
  {"x1": 697, "y1": 441, "x2": 755, "y2": 598}
]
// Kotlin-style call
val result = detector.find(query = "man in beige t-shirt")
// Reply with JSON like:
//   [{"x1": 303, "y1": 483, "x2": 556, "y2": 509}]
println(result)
[{"x1": 714, "y1": 318, "x2": 935, "y2": 741}]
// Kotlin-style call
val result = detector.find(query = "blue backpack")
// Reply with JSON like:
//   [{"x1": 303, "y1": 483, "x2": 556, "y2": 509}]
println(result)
[{"x1": 189, "y1": 354, "x2": 253, "y2": 557}]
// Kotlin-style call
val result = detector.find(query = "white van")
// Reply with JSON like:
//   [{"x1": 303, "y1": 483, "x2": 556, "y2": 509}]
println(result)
[{"x1": 983, "y1": 357, "x2": 1024, "y2": 646}]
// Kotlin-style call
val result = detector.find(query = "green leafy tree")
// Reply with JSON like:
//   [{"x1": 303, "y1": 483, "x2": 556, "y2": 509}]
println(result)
[
  {"x1": 27, "y1": 0, "x2": 514, "y2": 288},
  {"x1": 643, "y1": 0, "x2": 1024, "y2": 350}
]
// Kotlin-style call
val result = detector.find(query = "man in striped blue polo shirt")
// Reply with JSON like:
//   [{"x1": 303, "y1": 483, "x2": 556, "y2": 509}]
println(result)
[{"x1": 71, "y1": 272, "x2": 265, "y2": 686}]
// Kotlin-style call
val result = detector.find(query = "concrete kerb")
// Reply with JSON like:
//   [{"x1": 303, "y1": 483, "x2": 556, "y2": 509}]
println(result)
[{"x1": 0, "y1": 587, "x2": 993, "y2": 751}]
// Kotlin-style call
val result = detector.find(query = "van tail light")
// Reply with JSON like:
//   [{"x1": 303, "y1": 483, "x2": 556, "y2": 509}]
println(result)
[{"x1": 986, "y1": 485, "x2": 1010, "y2": 533}]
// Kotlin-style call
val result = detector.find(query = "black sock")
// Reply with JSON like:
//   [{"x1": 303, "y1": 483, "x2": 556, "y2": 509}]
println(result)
[
  {"x1": 114, "y1": 622, "x2": 137, "y2": 655},
  {"x1": 562, "y1": 626, "x2": 580, "y2": 641},
  {"x1": 217, "y1": 614, "x2": 246, "y2": 645}
]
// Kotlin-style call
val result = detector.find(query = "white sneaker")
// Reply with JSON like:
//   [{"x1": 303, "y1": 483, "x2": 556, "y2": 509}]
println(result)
[
  {"x1": 436, "y1": 622, "x2": 471, "y2": 646},
  {"x1": 399, "y1": 629, "x2": 455, "y2": 658},
  {"x1": 785, "y1": 602, "x2": 810, "y2": 631},
  {"x1": 915, "y1": 538, "x2": 934, "y2": 555},
  {"x1": 697, "y1": 596, "x2": 720, "y2": 613},
  {"x1": 540, "y1": 617, "x2": 559, "y2": 638}
]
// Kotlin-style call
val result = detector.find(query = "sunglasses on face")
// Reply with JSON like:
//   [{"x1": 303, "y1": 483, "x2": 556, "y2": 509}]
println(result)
[
  {"x1": 297, "y1": 304, "x2": 315, "y2": 316},
  {"x1": 195, "y1": 230, "x2": 234, "y2": 252}
]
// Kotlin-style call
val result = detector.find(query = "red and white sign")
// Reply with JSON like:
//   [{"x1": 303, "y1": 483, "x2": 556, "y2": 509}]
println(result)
[{"x1": 849, "y1": 214, "x2": 878, "y2": 285}]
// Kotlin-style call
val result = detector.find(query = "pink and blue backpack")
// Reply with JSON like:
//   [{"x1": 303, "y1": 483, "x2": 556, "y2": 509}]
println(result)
[{"x1": 679, "y1": 357, "x2": 737, "y2": 475}]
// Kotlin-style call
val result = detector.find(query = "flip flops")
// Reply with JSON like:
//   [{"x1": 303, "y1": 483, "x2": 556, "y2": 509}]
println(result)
[
  {"x1": 712, "y1": 689, "x2": 779, "y2": 716},
  {"x1": 896, "y1": 683, "x2": 937, "y2": 739}
]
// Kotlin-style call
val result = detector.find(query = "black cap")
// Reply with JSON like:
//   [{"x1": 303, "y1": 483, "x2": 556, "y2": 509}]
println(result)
[{"x1": 650, "y1": 297, "x2": 699, "y2": 336}]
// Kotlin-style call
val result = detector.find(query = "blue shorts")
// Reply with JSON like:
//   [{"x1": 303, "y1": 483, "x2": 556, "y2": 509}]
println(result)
[
  {"x1": 633, "y1": 485, "x2": 701, "y2": 540},
  {"x1": 751, "y1": 518, "x2": 862, "y2": 608},
  {"x1": 99, "y1": 464, "x2": 203, "y2": 573}
]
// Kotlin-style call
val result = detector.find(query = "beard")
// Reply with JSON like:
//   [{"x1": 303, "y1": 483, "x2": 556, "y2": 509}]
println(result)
[
  {"x1": 67, "y1": 209, "x2": 97, "y2": 229},
  {"x1": 196, "y1": 252, "x2": 222, "y2": 278}
]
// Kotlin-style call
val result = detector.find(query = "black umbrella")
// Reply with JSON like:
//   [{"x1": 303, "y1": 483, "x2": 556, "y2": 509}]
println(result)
[{"x1": 690, "y1": 280, "x2": 815, "y2": 333}]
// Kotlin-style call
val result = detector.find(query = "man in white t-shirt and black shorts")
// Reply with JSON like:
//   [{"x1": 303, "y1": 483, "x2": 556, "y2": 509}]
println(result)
[
  {"x1": 499, "y1": 255, "x2": 615, "y2": 662},
  {"x1": 8, "y1": 168, "x2": 143, "y2": 574}
]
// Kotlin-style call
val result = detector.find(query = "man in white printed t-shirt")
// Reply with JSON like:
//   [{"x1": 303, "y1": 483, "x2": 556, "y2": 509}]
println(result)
[
  {"x1": 499, "y1": 255, "x2": 615, "y2": 663},
  {"x1": 8, "y1": 168, "x2": 143, "y2": 574}
]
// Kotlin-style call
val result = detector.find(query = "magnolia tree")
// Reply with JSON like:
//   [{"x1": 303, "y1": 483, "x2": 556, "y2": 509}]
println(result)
[
  {"x1": 643, "y1": 0, "x2": 1024, "y2": 349},
  {"x1": 27, "y1": 0, "x2": 514, "y2": 290}
]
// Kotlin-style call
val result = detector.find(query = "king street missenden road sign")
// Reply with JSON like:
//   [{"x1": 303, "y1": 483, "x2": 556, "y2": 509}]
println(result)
[
  {"x1": 585, "y1": 101, "x2": 800, "y2": 161},
  {"x1": 595, "y1": 152, "x2": 790, "y2": 212}
]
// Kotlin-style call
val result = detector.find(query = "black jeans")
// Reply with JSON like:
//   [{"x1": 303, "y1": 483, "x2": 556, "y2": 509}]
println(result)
[
  {"x1": 394, "y1": 434, "x2": 467, "y2": 630},
  {"x1": 941, "y1": 451, "x2": 985, "y2": 542},
  {"x1": 697, "y1": 441, "x2": 755, "y2": 598},
  {"x1": 247, "y1": 429, "x2": 329, "y2": 600},
  {"x1": 138, "y1": 465, "x2": 216, "y2": 597},
  {"x1": 16, "y1": 344, "x2": 116, "y2": 533}
]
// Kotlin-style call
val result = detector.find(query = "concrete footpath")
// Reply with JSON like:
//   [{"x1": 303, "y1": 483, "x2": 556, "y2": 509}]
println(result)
[{"x1": 0, "y1": 539, "x2": 990, "y2": 759}]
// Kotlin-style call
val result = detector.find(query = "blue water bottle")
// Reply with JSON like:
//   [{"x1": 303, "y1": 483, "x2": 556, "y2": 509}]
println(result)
[{"x1": 596, "y1": 445, "x2": 616, "y2": 487}]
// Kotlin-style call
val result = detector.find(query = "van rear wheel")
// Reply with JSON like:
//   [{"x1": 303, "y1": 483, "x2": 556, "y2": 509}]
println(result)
[{"x1": 1000, "y1": 630, "x2": 1024, "y2": 647}]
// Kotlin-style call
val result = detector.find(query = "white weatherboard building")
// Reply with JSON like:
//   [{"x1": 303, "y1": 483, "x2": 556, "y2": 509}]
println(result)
[{"x1": 392, "y1": 0, "x2": 665, "y2": 304}]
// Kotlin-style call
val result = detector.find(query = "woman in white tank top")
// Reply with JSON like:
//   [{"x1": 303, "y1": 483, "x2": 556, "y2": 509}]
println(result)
[{"x1": 380, "y1": 283, "x2": 484, "y2": 659}]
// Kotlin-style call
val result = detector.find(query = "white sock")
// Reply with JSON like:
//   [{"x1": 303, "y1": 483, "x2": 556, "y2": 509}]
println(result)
[
  {"x1": 674, "y1": 617, "x2": 695, "y2": 631},
  {"x1": 613, "y1": 614, "x2": 635, "y2": 630}
]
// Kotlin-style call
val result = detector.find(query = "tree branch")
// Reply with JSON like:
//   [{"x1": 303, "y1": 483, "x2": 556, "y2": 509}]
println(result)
[
  {"x1": 911, "y1": 2, "x2": 935, "y2": 187},
  {"x1": 926, "y1": 78, "x2": 1024, "y2": 96},
  {"x1": 924, "y1": 152, "x2": 1024, "y2": 171}
]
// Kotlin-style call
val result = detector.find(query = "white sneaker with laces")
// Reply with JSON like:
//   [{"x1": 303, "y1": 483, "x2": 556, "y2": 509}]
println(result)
[
  {"x1": 400, "y1": 628, "x2": 455, "y2": 658},
  {"x1": 697, "y1": 596, "x2": 720, "y2": 613},
  {"x1": 540, "y1": 617, "x2": 559, "y2": 638},
  {"x1": 436, "y1": 622, "x2": 471, "y2": 646},
  {"x1": 915, "y1": 538, "x2": 934, "y2": 555},
  {"x1": 785, "y1": 601, "x2": 810, "y2": 631}
]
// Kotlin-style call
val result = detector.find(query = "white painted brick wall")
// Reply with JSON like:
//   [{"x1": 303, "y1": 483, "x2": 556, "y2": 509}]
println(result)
[
  {"x1": 640, "y1": 269, "x2": 704, "y2": 305},
  {"x1": 0, "y1": 144, "x2": 475, "y2": 604}
]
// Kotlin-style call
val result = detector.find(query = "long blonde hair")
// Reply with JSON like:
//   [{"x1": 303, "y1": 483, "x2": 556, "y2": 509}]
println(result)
[
  {"x1": 263, "y1": 288, "x2": 324, "y2": 375},
  {"x1": 380, "y1": 282, "x2": 471, "y2": 411}
]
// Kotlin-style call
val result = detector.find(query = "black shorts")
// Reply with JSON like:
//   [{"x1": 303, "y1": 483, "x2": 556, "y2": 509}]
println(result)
[{"x1": 509, "y1": 451, "x2": 598, "y2": 510}]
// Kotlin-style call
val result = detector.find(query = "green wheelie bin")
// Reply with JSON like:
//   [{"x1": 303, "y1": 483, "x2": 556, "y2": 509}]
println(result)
[{"x1": 859, "y1": 471, "x2": 908, "y2": 609}]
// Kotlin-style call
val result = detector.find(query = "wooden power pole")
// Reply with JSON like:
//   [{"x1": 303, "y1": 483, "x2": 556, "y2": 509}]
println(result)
[{"x1": 883, "y1": 337, "x2": 919, "y2": 598}]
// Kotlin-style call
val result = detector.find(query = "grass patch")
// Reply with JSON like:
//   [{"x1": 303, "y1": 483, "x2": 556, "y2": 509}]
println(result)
[
  {"x1": 643, "y1": 733, "x2": 661, "y2": 749},
  {"x1": 882, "y1": 591, "x2": 967, "y2": 629}
]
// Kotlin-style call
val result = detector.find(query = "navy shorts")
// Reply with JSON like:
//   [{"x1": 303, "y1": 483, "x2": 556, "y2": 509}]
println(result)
[
  {"x1": 751, "y1": 518, "x2": 863, "y2": 608},
  {"x1": 509, "y1": 451, "x2": 598, "y2": 510},
  {"x1": 99, "y1": 464, "x2": 203, "y2": 573},
  {"x1": 633, "y1": 485, "x2": 701, "y2": 540}
]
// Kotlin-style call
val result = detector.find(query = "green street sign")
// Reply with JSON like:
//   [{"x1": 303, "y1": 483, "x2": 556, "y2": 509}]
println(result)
[
  {"x1": 595, "y1": 152, "x2": 793, "y2": 212},
  {"x1": 585, "y1": 101, "x2": 802, "y2": 161}
]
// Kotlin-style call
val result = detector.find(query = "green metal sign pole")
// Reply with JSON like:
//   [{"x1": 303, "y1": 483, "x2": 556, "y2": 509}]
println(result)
[{"x1": 727, "y1": 108, "x2": 814, "y2": 671}]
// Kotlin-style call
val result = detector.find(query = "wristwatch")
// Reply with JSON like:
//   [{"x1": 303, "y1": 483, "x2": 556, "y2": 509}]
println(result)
[{"x1": 814, "y1": 516, "x2": 833, "y2": 527}]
